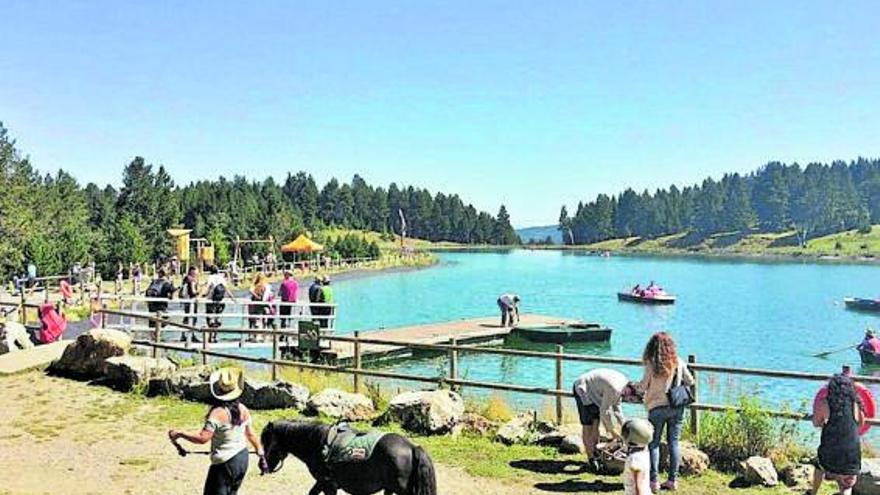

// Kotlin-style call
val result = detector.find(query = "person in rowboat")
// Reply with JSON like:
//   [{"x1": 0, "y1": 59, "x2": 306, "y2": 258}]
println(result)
[
  {"x1": 858, "y1": 328, "x2": 880, "y2": 355},
  {"x1": 572, "y1": 368, "x2": 642, "y2": 473}
]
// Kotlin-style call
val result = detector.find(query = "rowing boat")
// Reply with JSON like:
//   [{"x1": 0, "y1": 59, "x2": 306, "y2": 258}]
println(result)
[
  {"x1": 844, "y1": 297, "x2": 880, "y2": 313},
  {"x1": 510, "y1": 322, "x2": 612, "y2": 343}
]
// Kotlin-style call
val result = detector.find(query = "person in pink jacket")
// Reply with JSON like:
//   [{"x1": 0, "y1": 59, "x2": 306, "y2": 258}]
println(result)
[{"x1": 278, "y1": 270, "x2": 299, "y2": 329}]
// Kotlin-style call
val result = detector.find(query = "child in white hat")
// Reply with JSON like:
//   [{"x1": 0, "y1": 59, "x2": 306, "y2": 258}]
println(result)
[{"x1": 621, "y1": 418, "x2": 654, "y2": 495}]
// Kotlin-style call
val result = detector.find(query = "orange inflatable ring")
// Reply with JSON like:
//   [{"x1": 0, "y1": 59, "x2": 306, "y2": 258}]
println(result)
[{"x1": 814, "y1": 382, "x2": 875, "y2": 436}]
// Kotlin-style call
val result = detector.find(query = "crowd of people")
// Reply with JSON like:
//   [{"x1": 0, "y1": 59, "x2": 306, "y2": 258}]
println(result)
[{"x1": 139, "y1": 264, "x2": 334, "y2": 344}]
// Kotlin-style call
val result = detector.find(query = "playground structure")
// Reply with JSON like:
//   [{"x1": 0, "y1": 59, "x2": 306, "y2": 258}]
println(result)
[
  {"x1": 232, "y1": 235, "x2": 276, "y2": 270},
  {"x1": 167, "y1": 229, "x2": 215, "y2": 272}
]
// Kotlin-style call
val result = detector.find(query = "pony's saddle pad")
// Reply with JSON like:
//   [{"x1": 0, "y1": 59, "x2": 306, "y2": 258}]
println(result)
[{"x1": 322, "y1": 423, "x2": 387, "y2": 465}]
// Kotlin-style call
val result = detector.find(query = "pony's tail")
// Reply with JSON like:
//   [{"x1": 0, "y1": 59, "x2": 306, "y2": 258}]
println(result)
[{"x1": 408, "y1": 446, "x2": 437, "y2": 495}]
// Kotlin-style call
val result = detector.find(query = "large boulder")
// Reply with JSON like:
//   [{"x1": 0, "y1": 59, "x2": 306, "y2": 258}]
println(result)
[
  {"x1": 738, "y1": 456, "x2": 778, "y2": 487},
  {"x1": 382, "y1": 390, "x2": 464, "y2": 434},
  {"x1": 245, "y1": 380, "x2": 310, "y2": 410},
  {"x1": 495, "y1": 411, "x2": 538, "y2": 445},
  {"x1": 182, "y1": 380, "x2": 215, "y2": 403},
  {"x1": 659, "y1": 441, "x2": 710, "y2": 476},
  {"x1": 559, "y1": 434, "x2": 585, "y2": 455},
  {"x1": 532, "y1": 423, "x2": 581, "y2": 447},
  {"x1": 147, "y1": 366, "x2": 213, "y2": 397},
  {"x1": 856, "y1": 458, "x2": 880, "y2": 495},
  {"x1": 104, "y1": 355, "x2": 176, "y2": 391},
  {"x1": 51, "y1": 328, "x2": 131, "y2": 377},
  {"x1": 307, "y1": 388, "x2": 375, "y2": 421},
  {"x1": 452, "y1": 413, "x2": 498, "y2": 437},
  {"x1": 780, "y1": 463, "x2": 815, "y2": 489}
]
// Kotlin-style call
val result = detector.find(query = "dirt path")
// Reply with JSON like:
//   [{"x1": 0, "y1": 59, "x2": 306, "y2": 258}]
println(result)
[{"x1": 0, "y1": 371, "x2": 540, "y2": 495}]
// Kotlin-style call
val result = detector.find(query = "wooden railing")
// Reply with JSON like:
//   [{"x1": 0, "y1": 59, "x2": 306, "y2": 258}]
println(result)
[{"x1": 99, "y1": 309, "x2": 880, "y2": 434}]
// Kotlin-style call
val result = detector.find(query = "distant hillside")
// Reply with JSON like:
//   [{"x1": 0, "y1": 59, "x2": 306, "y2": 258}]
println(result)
[{"x1": 516, "y1": 225, "x2": 562, "y2": 244}]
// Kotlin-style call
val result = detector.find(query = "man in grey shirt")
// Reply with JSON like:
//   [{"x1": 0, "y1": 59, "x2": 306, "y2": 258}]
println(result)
[{"x1": 572, "y1": 368, "x2": 641, "y2": 471}]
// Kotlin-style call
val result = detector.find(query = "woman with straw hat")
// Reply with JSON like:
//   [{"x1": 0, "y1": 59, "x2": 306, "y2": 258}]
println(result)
[{"x1": 168, "y1": 368, "x2": 267, "y2": 494}]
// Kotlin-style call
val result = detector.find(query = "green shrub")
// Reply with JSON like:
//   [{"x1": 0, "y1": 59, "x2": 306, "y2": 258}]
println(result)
[{"x1": 696, "y1": 396, "x2": 805, "y2": 471}]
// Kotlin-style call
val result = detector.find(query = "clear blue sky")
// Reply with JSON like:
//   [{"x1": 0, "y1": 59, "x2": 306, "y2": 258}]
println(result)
[{"x1": 2, "y1": 1, "x2": 879, "y2": 227}]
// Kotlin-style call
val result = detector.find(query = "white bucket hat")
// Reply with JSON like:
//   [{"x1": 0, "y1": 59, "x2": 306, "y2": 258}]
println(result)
[{"x1": 209, "y1": 367, "x2": 244, "y2": 401}]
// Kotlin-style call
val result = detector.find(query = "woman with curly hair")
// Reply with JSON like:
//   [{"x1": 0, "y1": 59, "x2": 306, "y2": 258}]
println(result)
[
  {"x1": 808, "y1": 372, "x2": 865, "y2": 495},
  {"x1": 638, "y1": 331, "x2": 693, "y2": 492}
]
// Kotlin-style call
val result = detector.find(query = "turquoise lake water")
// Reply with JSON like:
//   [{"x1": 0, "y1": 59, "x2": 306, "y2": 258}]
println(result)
[{"x1": 329, "y1": 250, "x2": 880, "y2": 426}]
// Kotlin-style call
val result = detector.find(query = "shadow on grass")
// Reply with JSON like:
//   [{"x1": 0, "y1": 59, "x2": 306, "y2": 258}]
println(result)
[
  {"x1": 509, "y1": 459, "x2": 587, "y2": 475},
  {"x1": 533, "y1": 479, "x2": 624, "y2": 493}
]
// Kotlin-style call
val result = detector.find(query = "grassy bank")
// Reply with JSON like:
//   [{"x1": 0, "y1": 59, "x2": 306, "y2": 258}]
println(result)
[
  {"x1": 113, "y1": 393, "x2": 838, "y2": 494},
  {"x1": 527, "y1": 226, "x2": 880, "y2": 263}
]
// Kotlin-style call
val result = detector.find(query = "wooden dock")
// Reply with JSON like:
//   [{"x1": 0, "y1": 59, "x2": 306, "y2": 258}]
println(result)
[{"x1": 330, "y1": 313, "x2": 573, "y2": 364}]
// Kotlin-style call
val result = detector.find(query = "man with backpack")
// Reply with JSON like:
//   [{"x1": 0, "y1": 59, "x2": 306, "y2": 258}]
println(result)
[
  {"x1": 145, "y1": 269, "x2": 175, "y2": 342},
  {"x1": 146, "y1": 269, "x2": 175, "y2": 314}
]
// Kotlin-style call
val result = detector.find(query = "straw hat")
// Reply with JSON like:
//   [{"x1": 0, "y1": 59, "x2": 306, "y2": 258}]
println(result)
[
  {"x1": 209, "y1": 367, "x2": 244, "y2": 401},
  {"x1": 622, "y1": 418, "x2": 654, "y2": 446}
]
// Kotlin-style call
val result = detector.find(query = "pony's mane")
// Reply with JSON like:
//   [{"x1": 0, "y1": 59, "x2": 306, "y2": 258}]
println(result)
[{"x1": 271, "y1": 420, "x2": 328, "y2": 453}]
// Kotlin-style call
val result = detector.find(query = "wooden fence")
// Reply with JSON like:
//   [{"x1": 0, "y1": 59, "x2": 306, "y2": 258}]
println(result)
[{"x1": 99, "y1": 308, "x2": 880, "y2": 435}]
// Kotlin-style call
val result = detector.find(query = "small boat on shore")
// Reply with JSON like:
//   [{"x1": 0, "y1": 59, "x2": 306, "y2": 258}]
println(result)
[
  {"x1": 844, "y1": 297, "x2": 880, "y2": 313},
  {"x1": 510, "y1": 322, "x2": 612, "y2": 343},
  {"x1": 617, "y1": 292, "x2": 676, "y2": 305}
]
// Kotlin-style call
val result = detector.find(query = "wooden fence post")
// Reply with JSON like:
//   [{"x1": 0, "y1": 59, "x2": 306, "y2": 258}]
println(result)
[
  {"x1": 449, "y1": 337, "x2": 458, "y2": 391},
  {"x1": 101, "y1": 303, "x2": 107, "y2": 329},
  {"x1": 555, "y1": 344, "x2": 564, "y2": 425},
  {"x1": 19, "y1": 291, "x2": 27, "y2": 325},
  {"x1": 201, "y1": 325, "x2": 208, "y2": 366},
  {"x1": 152, "y1": 312, "x2": 161, "y2": 358},
  {"x1": 272, "y1": 325, "x2": 279, "y2": 381},
  {"x1": 689, "y1": 354, "x2": 699, "y2": 438},
  {"x1": 353, "y1": 331, "x2": 362, "y2": 393}
]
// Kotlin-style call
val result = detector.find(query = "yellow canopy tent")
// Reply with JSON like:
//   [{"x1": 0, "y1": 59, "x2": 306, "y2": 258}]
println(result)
[{"x1": 280, "y1": 234, "x2": 324, "y2": 253}]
